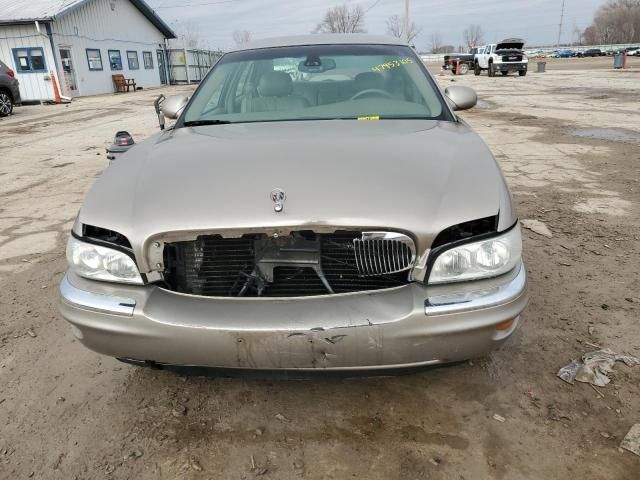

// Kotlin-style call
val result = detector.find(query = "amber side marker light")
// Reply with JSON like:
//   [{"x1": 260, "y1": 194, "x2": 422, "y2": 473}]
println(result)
[{"x1": 496, "y1": 319, "x2": 516, "y2": 331}]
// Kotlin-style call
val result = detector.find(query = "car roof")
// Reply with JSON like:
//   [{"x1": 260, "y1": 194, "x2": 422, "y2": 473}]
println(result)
[{"x1": 228, "y1": 34, "x2": 408, "y2": 53}]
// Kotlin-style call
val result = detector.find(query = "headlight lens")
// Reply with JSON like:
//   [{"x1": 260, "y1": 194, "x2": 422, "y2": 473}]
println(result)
[
  {"x1": 428, "y1": 225, "x2": 522, "y2": 284},
  {"x1": 66, "y1": 236, "x2": 143, "y2": 284}
]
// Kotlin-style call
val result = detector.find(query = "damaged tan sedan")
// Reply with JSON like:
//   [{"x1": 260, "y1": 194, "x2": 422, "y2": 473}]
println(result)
[{"x1": 59, "y1": 35, "x2": 528, "y2": 371}]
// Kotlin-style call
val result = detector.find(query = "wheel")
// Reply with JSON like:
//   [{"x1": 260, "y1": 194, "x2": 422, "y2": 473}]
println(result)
[
  {"x1": 474, "y1": 62, "x2": 481, "y2": 76},
  {"x1": 488, "y1": 63, "x2": 494, "y2": 77},
  {"x1": 0, "y1": 90, "x2": 13, "y2": 117},
  {"x1": 501, "y1": 71, "x2": 508, "y2": 76},
  {"x1": 519, "y1": 68, "x2": 527, "y2": 76},
  {"x1": 458, "y1": 63, "x2": 469, "y2": 75}
]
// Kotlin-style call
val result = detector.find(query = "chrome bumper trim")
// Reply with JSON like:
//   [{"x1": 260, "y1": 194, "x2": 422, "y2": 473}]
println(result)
[
  {"x1": 59, "y1": 274, "x2": 136, "y2": 316},
  {"x1": 424, "y1": 264, "x2": 527, "y2": 316}
]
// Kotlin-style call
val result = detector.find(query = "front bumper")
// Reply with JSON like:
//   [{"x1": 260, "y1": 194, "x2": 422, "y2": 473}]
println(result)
[
  {"x1": 59, "y1": 262, "x2": 529, "y2": 370},
  {"x1": 494, "y1": 62, "x2": 528, "y2": 72}
]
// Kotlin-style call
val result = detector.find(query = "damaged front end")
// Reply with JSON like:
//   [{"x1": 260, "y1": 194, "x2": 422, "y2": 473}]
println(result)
[{"x1": 162, "y1": 231, "x2": 416, "y2": 297}]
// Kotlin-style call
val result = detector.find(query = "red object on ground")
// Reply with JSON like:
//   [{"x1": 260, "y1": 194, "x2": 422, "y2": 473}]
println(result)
[{"x1": 50, "y1": 70, "x2": 62, "y2": 104}]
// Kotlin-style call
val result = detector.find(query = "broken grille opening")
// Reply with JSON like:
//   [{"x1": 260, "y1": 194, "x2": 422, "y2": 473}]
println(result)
[{"x1": 162, "y1": 231, "x2": 414, "y2": 297}]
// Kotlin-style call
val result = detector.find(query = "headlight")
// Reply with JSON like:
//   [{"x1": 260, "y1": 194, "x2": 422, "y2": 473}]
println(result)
[
  {"x1": 428, "y1": 225, "x2": 522, "y2": 284},
  {"x1": 66, "y1": 236, "x2": 143, "y2": 284}
]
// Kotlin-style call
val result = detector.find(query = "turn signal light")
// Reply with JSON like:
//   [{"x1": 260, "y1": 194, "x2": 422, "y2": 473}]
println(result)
[
  {"x1": 6, "y1": 68, "x2": 15, "y2": 78},
  {"x1": 496, "y1": 319, "x2": 515, "y2": 331}
]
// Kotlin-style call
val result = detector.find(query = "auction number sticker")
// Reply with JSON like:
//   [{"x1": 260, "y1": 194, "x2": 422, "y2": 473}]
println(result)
[{"x1": 372, "y1": 57, "x2": 413, "y2": 72}]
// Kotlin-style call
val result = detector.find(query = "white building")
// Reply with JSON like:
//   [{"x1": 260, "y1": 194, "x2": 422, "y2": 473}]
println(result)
[{"x1": 0, "y1": 0, "x2": 176, "y2": 102}]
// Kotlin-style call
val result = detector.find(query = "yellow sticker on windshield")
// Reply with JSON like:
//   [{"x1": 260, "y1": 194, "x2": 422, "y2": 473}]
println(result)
[
  {"x1": 372, "y1": 57, "x2": 413, "y2": 72},
  {"x1": 358, "y1": 116, "x2": 379, "y2": 121}
]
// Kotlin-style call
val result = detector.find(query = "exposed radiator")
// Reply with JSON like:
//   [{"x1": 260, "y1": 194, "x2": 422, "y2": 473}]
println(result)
[{"x1": 162, "y1": 231, "x2": 415, "y2": 298}]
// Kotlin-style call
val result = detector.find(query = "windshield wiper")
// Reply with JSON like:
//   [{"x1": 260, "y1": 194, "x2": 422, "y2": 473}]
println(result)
[{"x1": 183, "y1": 119, "x2": 232, "y2": 126}]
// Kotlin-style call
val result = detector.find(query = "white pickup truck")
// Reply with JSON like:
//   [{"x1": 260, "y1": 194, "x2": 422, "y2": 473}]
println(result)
[{"x1": 474, "y1": 38, "x2": 528, "y2": 77}]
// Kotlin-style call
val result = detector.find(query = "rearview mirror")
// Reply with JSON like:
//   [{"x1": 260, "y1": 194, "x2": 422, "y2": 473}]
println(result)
[
  {"x1": 298, "y1": 57, "x2": 336, "y2": 73},
  {"x1": 161, "y1": 95, "x2": 189, "y2": 119},
  {"x1": 444, "y1": 86, "x2": 477, "y2": 111}
]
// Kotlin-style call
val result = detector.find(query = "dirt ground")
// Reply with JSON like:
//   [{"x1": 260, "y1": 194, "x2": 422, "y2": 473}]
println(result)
[{"x1": 1, "y1": 58, "x2": 639, "y2": 479}]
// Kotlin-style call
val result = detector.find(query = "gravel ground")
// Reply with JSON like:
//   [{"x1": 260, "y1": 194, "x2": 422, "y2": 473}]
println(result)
[{"x1": 0, "y1": 62, "x2": 639, "y2": 479}]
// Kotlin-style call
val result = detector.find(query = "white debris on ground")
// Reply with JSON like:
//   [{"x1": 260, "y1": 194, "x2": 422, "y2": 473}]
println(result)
[
  {"x1": 557, "y1": 349, "x2": 640, "y2": 387},
  {"x1": 521, "y1": 219, "x2": 553, "y2": 238},
  {"x1": 620, "y1": 424, "x2": 640, "y2": 457}
]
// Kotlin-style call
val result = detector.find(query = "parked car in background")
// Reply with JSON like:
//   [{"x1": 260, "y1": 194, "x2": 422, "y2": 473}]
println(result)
[
  {"x1": 625, "y1": 47, "x2": 639, "y2": 56},
  {"x1": 554, "y1": 50, "x2": 575, "y2": 58},
  {"x1": 474, "y1": 38, "x2": 529, "y2": 76},
  {"x1": 0, "y1": 60, "x2": 20, "y2": 117},
  {"x1": 583, "y1": 48, "x2": 605, "y2": 57},
  {"x1": 59, "y1": 34, "x2": 528, "y2": 371}
]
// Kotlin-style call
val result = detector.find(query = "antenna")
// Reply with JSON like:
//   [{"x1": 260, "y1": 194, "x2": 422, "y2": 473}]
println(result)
[{"x1": 557, "y1": 0, "x2": 566, "y2": 47}]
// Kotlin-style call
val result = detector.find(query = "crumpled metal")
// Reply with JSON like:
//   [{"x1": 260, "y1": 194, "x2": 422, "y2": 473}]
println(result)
[{"x1": 557, "y1": 348, "x2": 640, "y2": 387}]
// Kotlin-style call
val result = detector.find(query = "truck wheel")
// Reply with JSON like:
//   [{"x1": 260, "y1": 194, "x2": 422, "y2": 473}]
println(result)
[
  {"x1": 474, "y1": 63, "x2": 481, "y2": 76},
  {"x1": 459, "y1": 63, "x2": 469, "y2": 75},
  {"x1": 519, "y1": 68, "x2": 527, "y2": 76},
  {"x1": 0, "y1": 90, "x2": 13, "y2": 117},
  {"x1": 488, "y1": 63, "x2": 495, "y2": 77},
  {"x1": 501, "y1": 71, "x2": 508, "y2": 76}
]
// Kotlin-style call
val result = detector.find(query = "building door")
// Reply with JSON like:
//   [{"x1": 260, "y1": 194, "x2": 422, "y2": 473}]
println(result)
[
  {"x1": 157, "y1": 49, "x2": 168, "y2": 85},
  {"x1": 59, "y1": 48, "x2": 79, "y2": 96}
]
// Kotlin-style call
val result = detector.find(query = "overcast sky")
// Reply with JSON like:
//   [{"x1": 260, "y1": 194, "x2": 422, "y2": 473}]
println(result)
[{"x1": 146, "y1": 0, "x2": 608, "y2": 51}]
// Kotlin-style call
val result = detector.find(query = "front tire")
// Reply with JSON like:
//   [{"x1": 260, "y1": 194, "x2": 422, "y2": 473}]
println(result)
[
  {"x1": 474, "y1": 62, "x2": 481, "y2": 75},
  {"x1": 519, "y1": 68, "x2": 527, "y2": 76},
  {"x1": 0, "y1": 90, "x2": 13, "y2": 117},
  {"x1": 488, "y1": 63, "x2": 495, "y2": 77}
]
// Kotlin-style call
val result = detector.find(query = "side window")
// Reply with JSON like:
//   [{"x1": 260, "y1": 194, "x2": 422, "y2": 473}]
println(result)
[
  {"x1": 86, "y1": 49, "x2": 103, "y2": 71},
  {"x1": 127, "y1": 51, "x2": 139, "y2": 70},
  {"x1": 108, "y1": 50, "x2": 122, "y2": 70},
  {"x1": 143, "y1": 51, "x2": 153, "y2": 69},
  {"x1": 12, "y1": 48, "x2": 47, "y2": 73}
]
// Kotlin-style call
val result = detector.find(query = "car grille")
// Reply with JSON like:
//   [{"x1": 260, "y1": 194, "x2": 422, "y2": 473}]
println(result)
[
  {"x1": 502, "y1": 55, "x2": 523, "y2": 62},
  {"x1": 162, "y1": 232, "x2": 414, "y2": 297}
]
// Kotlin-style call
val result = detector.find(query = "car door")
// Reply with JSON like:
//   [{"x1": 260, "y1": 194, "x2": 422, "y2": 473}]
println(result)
[{"x1": 479, "y1": 45, "x2": 492, "y2": 68}]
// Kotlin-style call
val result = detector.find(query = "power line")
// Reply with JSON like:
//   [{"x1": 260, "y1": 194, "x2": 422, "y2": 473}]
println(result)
[{"x1": 364, "y1": 0, "x2": 383, "y2": 14}]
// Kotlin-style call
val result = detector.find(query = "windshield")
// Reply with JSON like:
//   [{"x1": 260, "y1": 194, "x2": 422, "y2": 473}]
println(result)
[{"x1": 181, "y1": 44, "x2": 449, "y2": 125}]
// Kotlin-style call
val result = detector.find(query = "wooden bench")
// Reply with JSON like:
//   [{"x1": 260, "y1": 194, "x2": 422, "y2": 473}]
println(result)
[{"x1": 112, "y1": 74, "x2": 136, "y2": 93}]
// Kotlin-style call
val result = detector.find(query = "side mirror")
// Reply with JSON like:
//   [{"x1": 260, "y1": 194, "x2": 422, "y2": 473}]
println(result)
[
  {"x1": 444, "y1": 85, "x2": 477, "y2": 111},
  {"x1": 161, "y1": 95, "x2": 189, "y2": 119}
]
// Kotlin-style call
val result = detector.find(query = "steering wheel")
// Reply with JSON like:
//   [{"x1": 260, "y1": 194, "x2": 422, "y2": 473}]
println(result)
[{"x1": 350, "y1": 89, "x2": 393, "y2": 101}]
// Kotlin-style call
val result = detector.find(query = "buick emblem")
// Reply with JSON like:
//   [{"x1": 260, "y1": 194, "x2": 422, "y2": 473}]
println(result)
[{"x1": 270, "y1": 188, "x2": 286, "y2": 213}]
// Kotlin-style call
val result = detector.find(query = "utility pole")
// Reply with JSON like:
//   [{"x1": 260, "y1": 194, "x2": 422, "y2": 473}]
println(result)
[
  {"x1": 557, "y1": 0, "x2": 565, "y2": 47},
  {"x1": 403, "y1": 0, "x2": 410, "y2": 44}
]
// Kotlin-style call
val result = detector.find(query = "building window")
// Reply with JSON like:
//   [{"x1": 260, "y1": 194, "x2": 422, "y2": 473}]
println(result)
[
  {"x1": 127, "y1": 51, "x2": 139, "y2": 70},
  {"x1": 108, "y1": 50, "x2": 122, "y2": 70},
  {"x1": 12, "y1": 47, "x2": 47, "y2": 73},
  {"x1": 86, "y1": 49, "x2": 103, "y2": 71},
  {"x1": 143, "y1": 51, "x2": 153, "y2": 69}
]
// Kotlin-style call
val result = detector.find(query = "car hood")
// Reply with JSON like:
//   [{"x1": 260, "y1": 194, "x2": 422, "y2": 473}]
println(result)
[
  {"x1": 496, "y1": 38, "x2": 525, "y2": 51},
  {"x1": 78, "y1": 120, "x2": 513, "y2": 272}
]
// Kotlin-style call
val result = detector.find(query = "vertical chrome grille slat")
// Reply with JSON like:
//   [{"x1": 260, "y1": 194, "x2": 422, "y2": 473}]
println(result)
[{"x1": 352, "y1": 232, "x2": 416, "y2": 277}]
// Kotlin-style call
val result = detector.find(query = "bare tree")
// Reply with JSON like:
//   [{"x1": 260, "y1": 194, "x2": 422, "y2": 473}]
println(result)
[
  {"x1": 583, "y1": 0, "x2": 640, "y2": 44},
  {"x1": 314, "y1": 4, "x2": 366, "y2": 34},
  {"x1": 429, "y1": 32, "x2": 444, "y2": 53},
  {"x1": 463, "y1": 24, "x2": 484, "y2": 49},
  {"x1": 385, "y1": 14, "x2": 421, "y2": 43},
  {"x1": 232, "y1": 30, "x2": 252, "y2": 45},
  {"x1": 169, "y1": 23, "x2": 201, "y2": 48}
]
